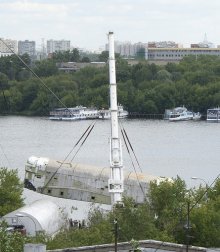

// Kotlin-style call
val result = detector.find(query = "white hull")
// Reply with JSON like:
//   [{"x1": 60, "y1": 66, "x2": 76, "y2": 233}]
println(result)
[
  {"x1": 207, "y1": 118, "x2": 220, "y2": 122},
  {"x1": 49, "y1": 106, "x2": 99, "y2": 121},
  {"x1": 207, "y1": 108, "x2": 220, "y2": 122},
  {"x1": 99, "y1": 105, "x2": 128, "y2": 119},
  {"x1": 167, "y1": 106, "x2": 201, "y2": 122}
]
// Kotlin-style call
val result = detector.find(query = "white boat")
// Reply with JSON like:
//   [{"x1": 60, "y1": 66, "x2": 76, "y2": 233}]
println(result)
[
  {"x1": 49, "y1": 106, "x2": 99, "y2": 121},
  {"x1": 207, "y1": 107, "x2": 220, "y2": 122},
  {"x1": 193, "y1": 112, "x2": 202, "y2": 120},
  {"x1": 168, "y1": 106, "x2": 199, "y2": 122},
  {"x1": 98, "y1": 104, "x2": 128, "y2": 119}
]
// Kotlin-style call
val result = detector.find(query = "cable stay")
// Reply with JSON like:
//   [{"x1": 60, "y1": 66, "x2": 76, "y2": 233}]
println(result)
[
  {"x1": 70, "y1": 122, "x2": 95, "y2": 162},
  {"x1": 119, "y1": 122, "x2": 142, "y2": 173},
  {"x1": 120, "y1": 128, "x2": 145, "y2": 196},
  {"x1": 0, "y1": 143, "x2": 11, "y2": 168},
  {"x1": 122, "y1": 127, "x2": 142, "y2": 173},
  {"x1": 41, "y1": 121, "x2": 95, "y2": 192}
]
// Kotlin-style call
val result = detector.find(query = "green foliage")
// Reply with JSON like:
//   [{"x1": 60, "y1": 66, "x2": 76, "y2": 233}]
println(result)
[
  {"x1": 111, "y1": 197, "x2": 158, "y2": 241},
  {"x1": 17, "y1": 177, "x2": 219, "y2": 250},
  {"x1": 2, "y1": 55, "x2": 220, "y2": 115},
  {"x1": 0, "y1": 168, "x2": 24, "y2": 217},
  {"x1": 0, "y1": 224, "x2": 28, "y2": 252},
  {"x1": 148, "y1": 177, "x2": 188, "y2": 241},
  {"x1": 33, "y1": 59, "x2": 58, "y2": 77}
]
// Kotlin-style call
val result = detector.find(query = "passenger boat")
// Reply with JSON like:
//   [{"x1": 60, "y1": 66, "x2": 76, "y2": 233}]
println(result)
[
  {"x1": 166, "y1": 106, "x2": 201, "y2": 122},
  {"x1": 49, "y1": 106, "x2": 99, "y2": 121},
  {"x1": 98, "y1": 104, "x2": 129, "y2": 119},
  {"x1": 207, "y1": 107, "x2": 220, "y2": 122}
]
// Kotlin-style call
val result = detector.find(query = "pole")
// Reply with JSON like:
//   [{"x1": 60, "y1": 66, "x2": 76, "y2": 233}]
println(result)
[
  {"x1": 186, "y1": 201, "x2": 190, "y2": 252},
  {"x1": 108, "y1": 31, "x2": 124, "y2": 206},
  {"x1": 114, "y1": 218, "x2": 118, "y2": 252}
]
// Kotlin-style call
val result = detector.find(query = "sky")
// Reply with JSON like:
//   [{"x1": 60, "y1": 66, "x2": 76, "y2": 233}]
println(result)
[{"x1": 1, "y1": 0, "x2": 220, "y2": 51}]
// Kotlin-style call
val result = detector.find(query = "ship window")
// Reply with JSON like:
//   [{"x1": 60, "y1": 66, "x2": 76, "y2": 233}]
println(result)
[
  {"x1": 60, "y1": 191, "x2": 64, "y2": 196},
  {"x1": 48, "y1": 189, "x2": 51, "y2": 193},
  {"x1": 91, "y1": 196, "x2": 95, "y2": 200}
]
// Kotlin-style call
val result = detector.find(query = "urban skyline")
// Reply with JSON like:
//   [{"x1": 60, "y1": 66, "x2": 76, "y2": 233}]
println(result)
[{"x1": 1, "y1": 0, "x2": 220, "y2": 51}]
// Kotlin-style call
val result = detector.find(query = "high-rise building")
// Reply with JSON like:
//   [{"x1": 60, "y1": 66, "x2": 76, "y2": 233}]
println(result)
[
  {"x1": 105, "y1": 41, "x2": 147, "y2": 58},
  {"x1": 47, "y1": 39, "x2": 70, "y2": 54},
  {"x1": 0, "y1": 38, "x2": 17, "y2": 56},
  {"x1": 18, "y1": 40, "x2": 36, "y2": 59}
]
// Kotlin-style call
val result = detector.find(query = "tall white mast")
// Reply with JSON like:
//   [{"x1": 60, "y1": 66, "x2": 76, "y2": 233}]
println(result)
[{"x1": 108, "y1": 32, "x2": 124, "y2": 205}]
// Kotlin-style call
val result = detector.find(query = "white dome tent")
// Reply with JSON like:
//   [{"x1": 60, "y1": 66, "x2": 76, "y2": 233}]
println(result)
[{"x1": 2, "y1": 199, "x2": 67, "y2": 236}]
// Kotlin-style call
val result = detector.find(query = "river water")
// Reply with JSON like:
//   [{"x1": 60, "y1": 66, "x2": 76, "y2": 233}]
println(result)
[{"x1": 0, "y1": 116, "x2": 220, "y2": 217}]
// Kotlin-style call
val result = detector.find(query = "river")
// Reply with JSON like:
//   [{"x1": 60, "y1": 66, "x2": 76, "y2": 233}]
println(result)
[{"x1": 0, "y1": 116, "x2": 219, "y2": 217}]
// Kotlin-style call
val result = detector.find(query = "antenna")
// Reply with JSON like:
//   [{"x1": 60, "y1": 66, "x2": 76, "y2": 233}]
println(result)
[
  {"x1": 108, "y1": 32, "x2": 124, "y2": 206},
  {"x1": 203, "y1": 33, "x2": 208, "y2": 43}
]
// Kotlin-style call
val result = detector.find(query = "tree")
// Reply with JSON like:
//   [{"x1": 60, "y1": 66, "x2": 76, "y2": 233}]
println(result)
[
  {"x1": 0, "y1": 168, "x2": 24, "y2": 216},
  {"x1": 0, "y1": 224, "x2": 28, "y2": 252},
  {"x1": 34, "y1": 59, "x2": 58, "y2": 77},
  {"x1": 98, "y1": 51, "x2": 109, "y2": 62},
  {"x1": 70, "y1": 48, "x2": 80, "y2": 62},
  {"x1": 148, "y1": 177, "x2": 188, "y2": 242},
  {"x1": 111, "y1": 197, "x2": 158, "y2": 242}
]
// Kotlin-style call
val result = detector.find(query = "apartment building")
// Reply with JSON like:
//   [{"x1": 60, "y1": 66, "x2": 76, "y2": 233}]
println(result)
[
  {"x1": 105, "y1": 41, "x2": 147, "y2": 58},
  {"x1": 47, "y1": 39, "x2": 70, "y2": 54},
  {"x1": 0, "y1": 38, "x2": 17, "y2": 56},
  {"x1": 18, "y1": 40, "x2": 36, "y2": 59}
]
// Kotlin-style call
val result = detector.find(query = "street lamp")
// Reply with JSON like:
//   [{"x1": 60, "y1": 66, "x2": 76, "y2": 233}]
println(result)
[
  {"x1": 15, "y1": 213, "x2": 37, "y2": 236},
  {"x1": 191, "y1": 177, "x2": 208, "y2": 187}
]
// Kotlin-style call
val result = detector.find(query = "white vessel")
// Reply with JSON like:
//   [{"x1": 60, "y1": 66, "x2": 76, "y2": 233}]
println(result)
[
  {"x1": 98, "y1": 104, "x2": 128, "y2": 119},
  {"x1": 207, "y1": 107, "x2": 220, "y2": 122},
  {"x1": 49, "y1": 106, "x2": 99, "y2": 121},
  {"x1": 168, "y1": 106, "x2": 201, "y2": 122}
]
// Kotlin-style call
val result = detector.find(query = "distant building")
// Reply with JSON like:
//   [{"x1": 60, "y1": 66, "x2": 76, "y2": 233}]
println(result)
[
  {"x1": 18, "y1": 40, "x2": 36, "y2": 59},
  {"x1": 105, "y1": 41, "x2": 147, "y2": 58},
  {"x1": 0, "y1": 38, "x2": 17, "y2": 56},
  {"x1": 148, "y1": 47, "x2": 220, "y2": 63},
  {"x1": 148, "y1": 41, "x2": 179, "y2": 48},
  {"x1": 57, "y1": 62, "x2": 106, "y2": 73},
  {"x1": 47, "y1": 39, "x2": 70, "y2": 54}
]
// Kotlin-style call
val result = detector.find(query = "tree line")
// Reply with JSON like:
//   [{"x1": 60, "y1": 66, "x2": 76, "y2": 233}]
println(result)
[
  {"x1": 1, "y1": 53, "x2": 220, "y2": 116},
  {"x1": 1, "y1": 167, "x2": 220, "y2": 251}
]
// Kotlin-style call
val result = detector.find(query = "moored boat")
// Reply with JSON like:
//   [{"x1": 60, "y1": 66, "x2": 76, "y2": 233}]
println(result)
[
  {"x1": 98, "y1": 104, "x2": 128, "y2": 119},
  {"x1": 207, "y1": 107, "x2": 220, "y2": 122},
  {"x1": 165, "y1": 106, "x2": 201, "y2": 122},
  {"x1": 49, "y1": 106, "x2": 99, "y2": 121}
]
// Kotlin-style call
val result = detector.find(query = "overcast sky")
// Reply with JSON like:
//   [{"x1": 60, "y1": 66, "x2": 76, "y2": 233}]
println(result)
[{"x1": 1, "y1": 0, "x2": 220, "y2": 51}]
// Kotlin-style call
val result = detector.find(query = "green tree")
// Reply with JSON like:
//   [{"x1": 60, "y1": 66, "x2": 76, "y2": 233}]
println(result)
[
  {"x1": 0, "y1": 168, "x2": 24, "y2": 216},
  {"x1": 111, "y1": 197, "x2": 158, "y2": 242},
  {"x1": 0, "y1": 224, "x2": 28, "y2": 252},
  {"x1": 98, "y1": 51, "x2": 109, "y2": 62},
  {"x1": 34, "y1": 59, "x2": 58, "y2": 77},
  {"x1": 148, "y1": 177, "x2": 188, "y2": 242}
]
